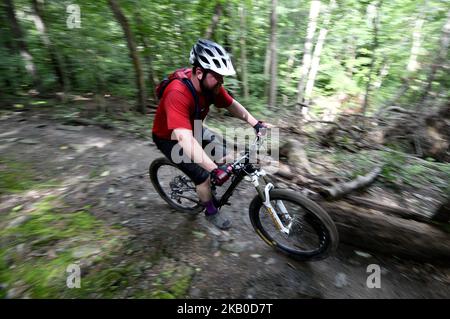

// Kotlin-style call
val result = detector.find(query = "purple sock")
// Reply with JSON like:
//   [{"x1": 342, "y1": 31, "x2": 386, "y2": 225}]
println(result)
[{"x1": 203, "y1": 199, "x2": 218, "y2": 216}]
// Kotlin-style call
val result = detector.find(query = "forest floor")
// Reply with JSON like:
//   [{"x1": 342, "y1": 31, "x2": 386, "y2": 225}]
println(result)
[{"x1": 0, "y1": 99, "x2": 449, "y2": 299}]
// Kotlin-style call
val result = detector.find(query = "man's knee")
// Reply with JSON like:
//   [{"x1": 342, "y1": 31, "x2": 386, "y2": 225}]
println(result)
[{"x1": 197, "y1": 176, "x2": 211, "y2": 189}]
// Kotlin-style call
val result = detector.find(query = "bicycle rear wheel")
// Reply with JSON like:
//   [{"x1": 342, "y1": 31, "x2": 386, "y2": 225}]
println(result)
[
  {"x1": 149, "y1": 157, "x2": 203, "y2": 214},
  {"x1": 249, "y1": 189, "x2": 339, "y2": 261}
]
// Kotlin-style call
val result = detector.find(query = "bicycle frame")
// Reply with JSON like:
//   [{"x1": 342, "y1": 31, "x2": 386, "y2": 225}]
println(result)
[
  {"x1": 213, "y1": 136, "x2": 263, "y2": 208},
  {"x1": 213, "y1": 135, "x2": 293, "y2": 234}
]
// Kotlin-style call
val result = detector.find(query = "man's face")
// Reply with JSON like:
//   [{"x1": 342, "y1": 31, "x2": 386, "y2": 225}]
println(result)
[{"x1": 198, "y1": 69, "x2": 224, "y2": 94}]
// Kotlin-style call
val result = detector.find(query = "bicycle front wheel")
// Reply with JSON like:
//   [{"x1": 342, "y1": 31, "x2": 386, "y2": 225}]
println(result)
[{"x1": 249, "y1": 189, "x2": 339, "y2": 261}]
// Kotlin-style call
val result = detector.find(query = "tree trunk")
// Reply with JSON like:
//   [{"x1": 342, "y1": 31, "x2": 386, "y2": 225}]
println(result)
[
  {"x1": 373, "y1": 58, "x2": 389, "y2": 89},
  {"x1": 362, "y1": 1, "x2": 382, "y2": 115},
  {"x1": 284, "y1": 47, "x2": 298, "y2": 85},
  {"x1": 141, "y1": 43, "x2": 158, "y2": 104},
  {"x1": 204, "y1": 2, "x2": 223, "y2": 40},
  {"x1": 346, "y1": 35, "x2": 357, "y2": 77},
  {"x1": 282, "y1": 48, "x2": 299, "y2": 106},
  {"x1": 222, "y1": 4, "x2": 232, "y2": 54},
  {"x1": 4, "y1": 0, "x2": 41, "y2": 91},
  {"x1": 31, "y1": 0, "x2": 67, "y2": 92},
  {"x1": 63, "y1": 54, "x2": 77, "y2": 92},
  {"x1": 263, "y1": 43, "x2": 271, "y2": 98},
  {"x1": 91, "y1": 51, "x2": 107, "y2": 107},
  {"x1": 407, "y1": 3, "x2": 427, "y2": 72},
  {"x1": 304, "y1": 0, "x2": 335, "y2": 105},
  {"x1": 267, "y1": 0, "x2": 278, "y2": 109},
  {"x1": 239, "y1": 5, "x2": 249, "y2": 100},
  {"x1": 134, "y1": 13, "x2": 158, "y2": 103},
  {"x1": 296, "y1": 0, "x2": 321, "y2": 109},
  {"x1": 0, "y1": 14, "x2": 20, "y2": 95},
  {"x1": 378, "y1": 1, "x2": 428, "y2": 114},
  {"x1": 107, "y1": 0, "x2": 147, "y2": 114},
  {"x1": 420, "y1": 9, "x2": 450, "y2": 104}
]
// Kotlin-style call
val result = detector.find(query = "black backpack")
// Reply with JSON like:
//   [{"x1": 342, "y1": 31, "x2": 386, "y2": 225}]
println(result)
[{"x1": 155, "y1": 68, "x2": 200, "y2": 120}]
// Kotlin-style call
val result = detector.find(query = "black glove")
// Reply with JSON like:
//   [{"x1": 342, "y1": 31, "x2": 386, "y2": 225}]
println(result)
[
  {"x1": 253, "y1": 121, "x2": 267, "y2": 136},
  {"x1": 210, "y1": 164, "x2": 233, "y2": 186}
]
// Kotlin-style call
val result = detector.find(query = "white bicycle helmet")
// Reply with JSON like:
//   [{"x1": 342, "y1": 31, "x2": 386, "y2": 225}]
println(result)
[{"x1": 189, "y1": 39, "x2": 236, "y2": 76}]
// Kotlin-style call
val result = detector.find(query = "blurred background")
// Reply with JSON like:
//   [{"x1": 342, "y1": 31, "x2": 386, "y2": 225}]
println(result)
[
  {"x1": 0, "y1": 0, "x2": 449, "y2": 299},
  {"x1": 1, "y1": 0, "x2": 448, "y2": 115}
]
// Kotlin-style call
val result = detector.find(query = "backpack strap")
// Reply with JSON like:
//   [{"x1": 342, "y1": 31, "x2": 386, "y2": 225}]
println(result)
[{"x1": 180, "y1": 78, "x2": 201, "y2": 121}]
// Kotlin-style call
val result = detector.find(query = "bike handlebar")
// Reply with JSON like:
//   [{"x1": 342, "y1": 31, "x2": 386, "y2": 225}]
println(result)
[{"x1": 229, "y1": 131, "x2": 267, "y2": 170}]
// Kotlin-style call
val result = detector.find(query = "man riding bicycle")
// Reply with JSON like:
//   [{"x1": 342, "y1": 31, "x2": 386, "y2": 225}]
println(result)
[{"x1": 152, "y1": 39, "x2": 266, "y2": 230}]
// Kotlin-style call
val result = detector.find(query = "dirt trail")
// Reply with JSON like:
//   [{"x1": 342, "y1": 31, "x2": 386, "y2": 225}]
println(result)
[{"x1": 1, "y1": 110, "x2": 449, "y2": 298}]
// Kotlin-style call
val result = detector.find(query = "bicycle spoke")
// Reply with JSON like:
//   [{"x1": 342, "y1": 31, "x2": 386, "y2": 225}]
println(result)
[
  {"x1": 176, "y1": 195, "x2": 200, "y2": 203},
  {"x1": 156, "y1": 164, "x2": 199, "y2": 209},
  {"x1": 259, "y1": 199, "x2": 325, "y2": 253}
]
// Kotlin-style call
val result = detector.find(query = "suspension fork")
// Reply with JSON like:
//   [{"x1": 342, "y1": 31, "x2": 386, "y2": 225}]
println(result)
[
  {"x1": 260, "y1": 174, "x2": 292, "y2": 223},
  {"x1": 251, "y1": 171, "x2": 290, "y2": 234}
]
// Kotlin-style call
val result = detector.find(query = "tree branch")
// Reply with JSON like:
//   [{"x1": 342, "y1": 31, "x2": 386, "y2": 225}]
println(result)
[{"x1": 319, "y1": 166, "x2": 383, "y2": 199}]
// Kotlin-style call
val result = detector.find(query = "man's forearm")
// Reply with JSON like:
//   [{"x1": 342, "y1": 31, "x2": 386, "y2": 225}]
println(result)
[
  {"x1": 173, "y1": 129, "x2": 217, "y2": 172},
  {"x1": 227, "y1": 100, "x2": 258, "y2": 126}
]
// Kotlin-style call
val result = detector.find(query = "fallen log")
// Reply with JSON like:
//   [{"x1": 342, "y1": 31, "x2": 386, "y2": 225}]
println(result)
[
  {"x1": 376, "y1": 106, "x2": 427, "y2": 118},
  {"x1": 432, "y1": 197, "x2": 450, "y2": 222},
  {"x1": 279, "y1": 139, "x2": 317, "y2": 175},
  {"x1": 345, "y1": 195, "x2": 429, "y2": 224},
  {"x1": 270, "y1": 167, "x2": 436, "y2": 223},
  {"x1": 271, "y1": 162, "x2": 294, "y2": 180},
  {"x1": 323, "y1": 201, "x2": 450, "y2": 263},
  {"x1": 270, "y1": 170, "x2": 450, "y2": 262}
]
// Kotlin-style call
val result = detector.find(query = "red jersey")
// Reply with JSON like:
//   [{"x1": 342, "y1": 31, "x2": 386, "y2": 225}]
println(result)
[{"x1": 152, "y1": 69, "x2": 233, "y2": 140}]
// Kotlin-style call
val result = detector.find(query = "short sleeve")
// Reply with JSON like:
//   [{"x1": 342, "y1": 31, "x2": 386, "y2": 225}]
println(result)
[
  {"x1": 165, "y1": 89, "x2": 194, "y2": 131},
  {"x1": 214, "y1": 86, "x2": 234, "y2": 108}
]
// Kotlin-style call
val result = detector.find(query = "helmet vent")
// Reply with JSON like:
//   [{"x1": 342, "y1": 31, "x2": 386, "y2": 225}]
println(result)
[
  {"x1": 199, "y1": 55, "x2": 209, "y2": 64},
  {"x1": 205, "y1": 48, "x2": 214, "y2": 57},
  {"x1": 216, "y1": 47, "x2": 224, "y2": 56},
  {"x1": 213, "y1": 59, "x2": 221, "y2": 68}
]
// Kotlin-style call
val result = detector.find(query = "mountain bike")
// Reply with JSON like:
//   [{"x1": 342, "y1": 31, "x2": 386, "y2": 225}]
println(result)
[{"x1": 149, "y1": 133, "x2": 339, "y2": 261}]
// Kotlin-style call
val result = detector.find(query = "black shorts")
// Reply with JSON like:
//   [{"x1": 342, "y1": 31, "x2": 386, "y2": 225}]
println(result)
[{"x1": 152, "y1": 128, "x2": 227, "y2": 185}]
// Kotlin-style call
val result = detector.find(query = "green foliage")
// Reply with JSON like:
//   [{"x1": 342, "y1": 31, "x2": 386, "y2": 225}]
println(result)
[
  {"x1": 378, "y1": 150, "x2": 450, "y2": 190},
  {"x1": 0, "y1": 192, "x2": 194, "y2": 298},
  {"x1": 331, "y1": 149, "x2": 450, "y2": 193},
  {"x1": 1, "y1": 196, "x2": 102, "y2": 247},
  {"x1": 0, "y1": 195, "x2": 123, "y2": 298},
  {"x1": 379, "y1": 151, "x2": 407, "y2": 185},
  {"x1": 0, "y1": 0, "x2": 449, "y2": 113},
  {"x1": 146, "y1": 263, "x2": 195, "y2": 299},
  {"x1": 331, "y1": 150, "x2": 379, "y2": 180},
  {"x1": 0, "y1": 157, "x2": 39, "y2": 194},
  {"x1": 0, "y1": 157, "x2": 60, "y2": 194}
]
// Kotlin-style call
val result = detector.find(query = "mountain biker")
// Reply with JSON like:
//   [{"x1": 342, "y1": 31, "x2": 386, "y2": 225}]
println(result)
[{"x1": 152, "y1": 39, "x2": 267, "y2": 230}]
